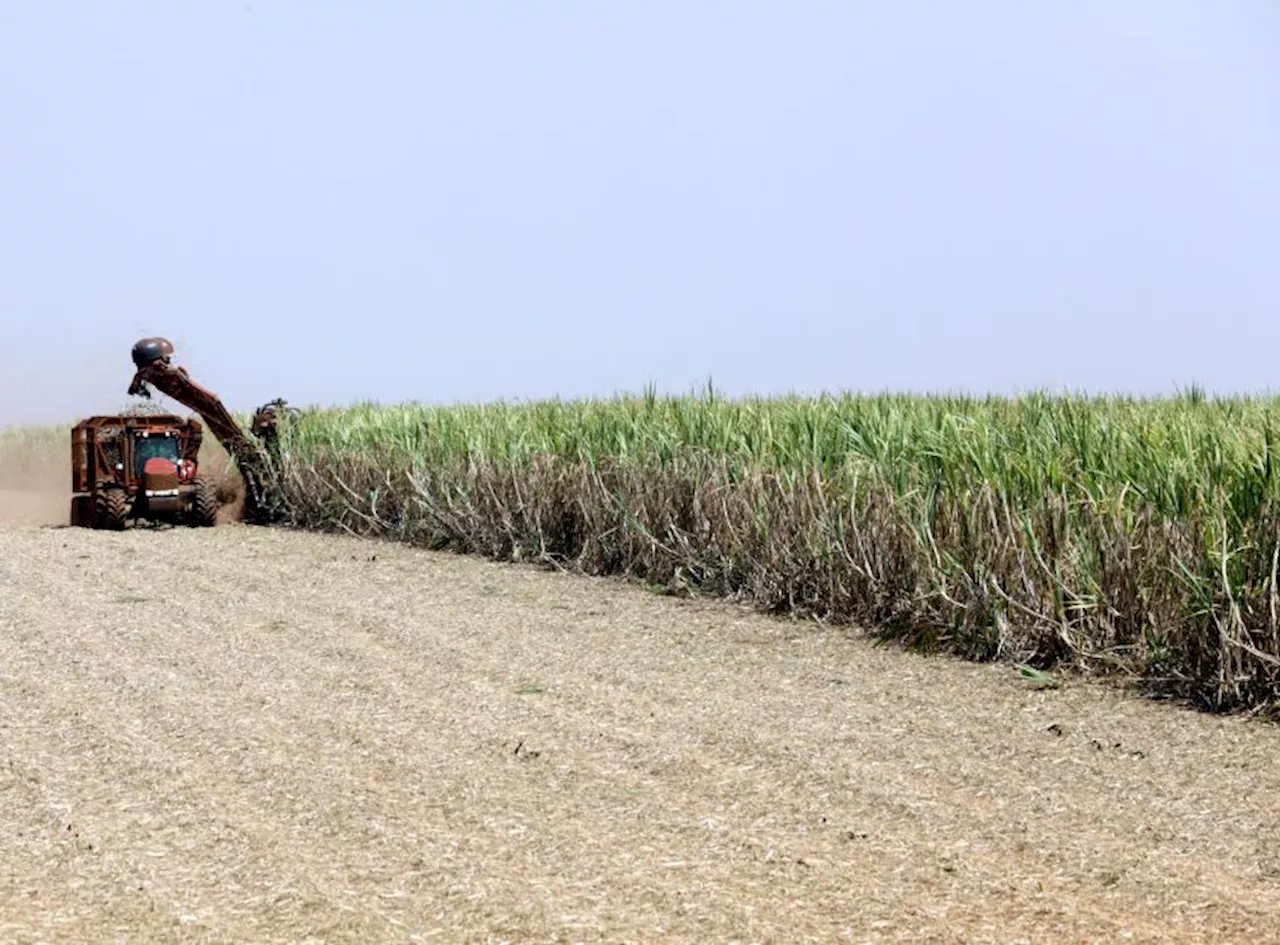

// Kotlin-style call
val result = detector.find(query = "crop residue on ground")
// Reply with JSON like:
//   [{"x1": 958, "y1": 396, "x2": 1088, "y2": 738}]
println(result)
[{"x1": 1, "y1": 522, "x2": 1279, "y2": 942}]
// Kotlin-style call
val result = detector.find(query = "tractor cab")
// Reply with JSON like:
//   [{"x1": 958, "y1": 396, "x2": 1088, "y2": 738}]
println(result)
[{"x1": 133, "y1": 429, "x2": 183, "y2": 477}]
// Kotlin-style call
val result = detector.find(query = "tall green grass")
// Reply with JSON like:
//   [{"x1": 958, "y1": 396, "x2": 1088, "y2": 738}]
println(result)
[{"x1": 269, "y1": 389, "x2": 1280, "y2": 713}]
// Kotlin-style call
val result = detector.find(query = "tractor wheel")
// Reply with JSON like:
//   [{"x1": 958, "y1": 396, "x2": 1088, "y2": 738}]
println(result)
[
  {"x1": 190, "y1": 476, "x2": 219, "y2": 527},
  {"x1": 94, "y1": 488, "x2": 130, "y2": 531}
]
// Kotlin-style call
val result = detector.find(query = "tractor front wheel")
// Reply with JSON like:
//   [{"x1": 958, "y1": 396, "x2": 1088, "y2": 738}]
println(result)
[
  {"x1": 94, "y1": 488, "x2": 130, "y2": 531},
  {"x1": 190, "y1": 476, "x2": 219, "y2": 527}
]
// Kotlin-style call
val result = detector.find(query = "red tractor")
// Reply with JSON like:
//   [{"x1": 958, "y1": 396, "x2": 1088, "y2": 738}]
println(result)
[
  {"x1": 69, "y1": 336, "x2": 293, "y2": 530},
  {"x1": 70, "y1": 413, "x2": 219, "y2": 529}
]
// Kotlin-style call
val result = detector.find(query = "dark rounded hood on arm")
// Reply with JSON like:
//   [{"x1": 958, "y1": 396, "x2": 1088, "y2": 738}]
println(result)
[{"x1": 131, "y1": 337, "x2": 175, "y2": 368}]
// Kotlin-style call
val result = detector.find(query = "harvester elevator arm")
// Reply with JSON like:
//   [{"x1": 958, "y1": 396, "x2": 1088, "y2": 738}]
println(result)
[
  {"x1": 127, "y1": 338, "x2": 290, "y2": 523},
  {"x1": 128, "y1": 361, "x2": 259, "y2": 463}
]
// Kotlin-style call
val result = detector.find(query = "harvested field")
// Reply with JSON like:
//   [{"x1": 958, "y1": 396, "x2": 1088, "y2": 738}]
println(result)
[{"x1": 3, "y1": 520, "x2": 1280, "y2": 943}]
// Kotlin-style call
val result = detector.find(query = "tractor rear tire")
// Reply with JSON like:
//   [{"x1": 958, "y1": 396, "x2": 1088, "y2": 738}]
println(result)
[
  {"x1": 190, "y1": 476, "x2": 219, "y2": 527},
  {"x1": 94, "y1": 488, "x2": 130, "y2": 531}
]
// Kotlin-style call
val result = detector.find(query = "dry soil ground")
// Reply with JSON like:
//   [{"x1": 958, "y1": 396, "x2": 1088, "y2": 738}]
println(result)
[{"x1": 3, "y1": 498, "x2": 1280, "y2": 944}]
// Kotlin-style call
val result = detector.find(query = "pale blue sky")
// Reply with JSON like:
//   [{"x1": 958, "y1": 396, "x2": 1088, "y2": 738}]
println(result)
[{"x1": 2, "y1": 2, "x2": 1278, "y2": 425}]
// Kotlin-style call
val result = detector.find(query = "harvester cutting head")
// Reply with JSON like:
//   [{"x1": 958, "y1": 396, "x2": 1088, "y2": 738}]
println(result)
[{"x1": 131, "y1": 337, "x2": 175, "y2": 368}]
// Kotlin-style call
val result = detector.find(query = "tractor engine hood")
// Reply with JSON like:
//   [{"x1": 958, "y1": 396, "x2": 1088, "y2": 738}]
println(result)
[{"x1": 141, "y1": 457, "x2": 182, "y2": 513}]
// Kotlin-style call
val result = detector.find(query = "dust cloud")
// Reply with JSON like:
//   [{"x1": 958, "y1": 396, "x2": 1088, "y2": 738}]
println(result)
[
  {"x1": 0, "y1": 490, "x2": 69, "y2": 526},
  {"x1": 214, "y1": 475, "x2": 246, "y2": 525},
  {"x1": 0, "y1": 442, "x2": 69, "y2": 526}
]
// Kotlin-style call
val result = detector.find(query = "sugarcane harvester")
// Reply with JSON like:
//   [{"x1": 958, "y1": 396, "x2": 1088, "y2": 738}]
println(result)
[{"x1": 121, "y1": 337, "x2": 291, "y2": 525}]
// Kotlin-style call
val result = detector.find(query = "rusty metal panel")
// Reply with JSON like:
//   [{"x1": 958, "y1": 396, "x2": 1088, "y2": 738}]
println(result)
[
  {"x1": 71, "y1": 425, "x2": 90, "y2": 494},
  {"x1": 94, "y1": 426, "x2": 124, "y2": 488}
]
